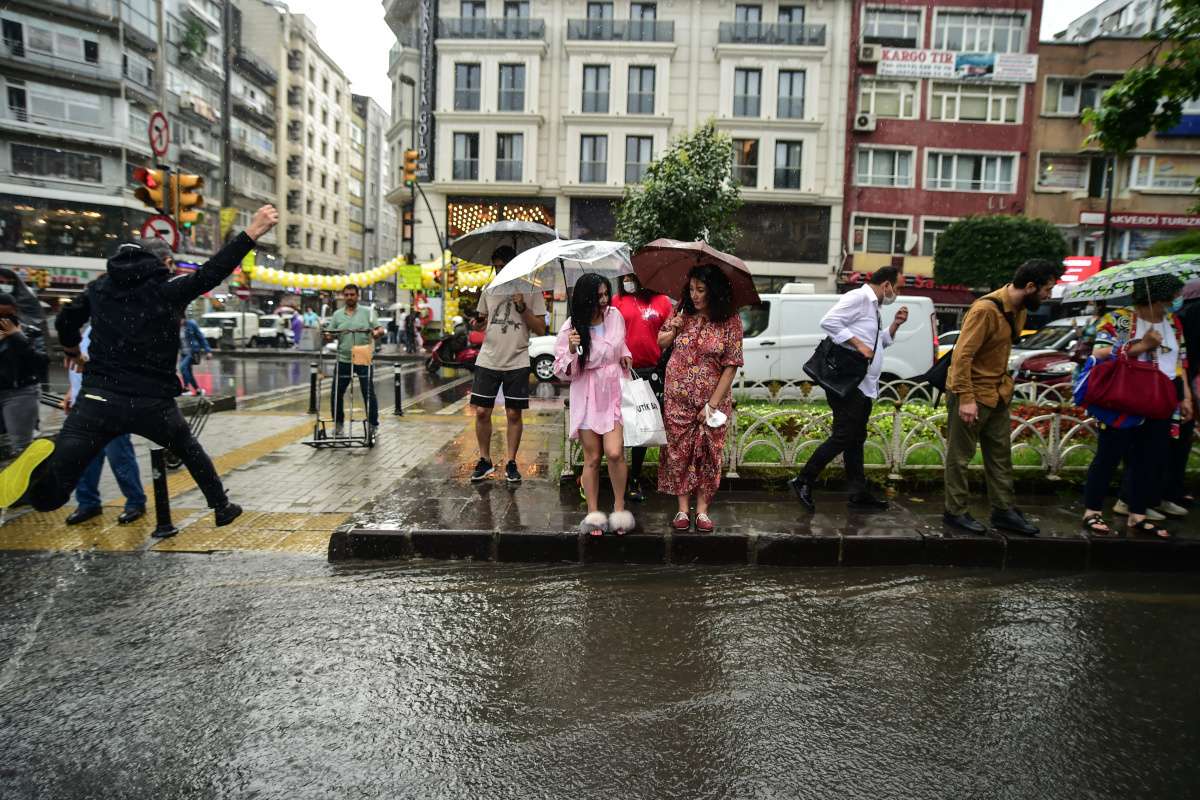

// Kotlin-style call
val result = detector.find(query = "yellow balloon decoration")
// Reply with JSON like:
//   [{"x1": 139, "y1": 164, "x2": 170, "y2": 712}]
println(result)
[{"x1": 240, "y1": 251, "x2": 491, "y2": 292}]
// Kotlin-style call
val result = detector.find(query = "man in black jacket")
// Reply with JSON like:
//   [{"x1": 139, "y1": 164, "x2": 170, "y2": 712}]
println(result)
[
  {"x1": 0, "y1": 292, "x2": 47, "y2": 456},
  {"x1": 0, "y1": 205, "x2": 278, "y2": 526}
]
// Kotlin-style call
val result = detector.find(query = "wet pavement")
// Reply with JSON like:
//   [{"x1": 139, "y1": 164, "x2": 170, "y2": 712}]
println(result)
[{"x1": 1, "y1": 553, "x2": 1198, "y2": 799}]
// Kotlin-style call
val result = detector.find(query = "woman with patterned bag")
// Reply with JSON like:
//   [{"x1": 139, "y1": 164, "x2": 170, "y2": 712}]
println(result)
[{"x1": 1076, "y1": 275, "x2": 1192, "y2": 539}]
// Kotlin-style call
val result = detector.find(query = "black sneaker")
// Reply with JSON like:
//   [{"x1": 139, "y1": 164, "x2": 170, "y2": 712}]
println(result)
[
  {"x1": 471, "y1": 458, "x2": 495, "y2": 482},
  {"x1": 625, "y1": 478, "x2": 646, "y2": 503},
  {"x1": 505, "y1": 460, "x2": 522, "y2": 484},
  {"x1": 214, "y1": 502, "x2": 243, "y2": 527},
  {"x1": 788, "y1": 475, "x2": 815, "y2": 512}
]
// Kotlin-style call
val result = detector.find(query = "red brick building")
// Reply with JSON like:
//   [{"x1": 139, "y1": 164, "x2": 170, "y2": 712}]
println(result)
[{"x1": 842, "y1": 0, "x2": 1043, "y2": 325}]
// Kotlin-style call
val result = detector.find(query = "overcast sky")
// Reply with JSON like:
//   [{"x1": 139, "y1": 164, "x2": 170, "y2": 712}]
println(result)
[{"x1": 278, "y1": 0, "x2": 1107, "y2": 113}]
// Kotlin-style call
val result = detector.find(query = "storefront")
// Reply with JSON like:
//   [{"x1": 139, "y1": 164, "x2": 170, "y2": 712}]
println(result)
[
  {"x1": 1077, "y1": 211, "x2": 1200, "y2": 260},
  {"x1": 446, "y1": 196, "x2": 557, "y2": 243}
]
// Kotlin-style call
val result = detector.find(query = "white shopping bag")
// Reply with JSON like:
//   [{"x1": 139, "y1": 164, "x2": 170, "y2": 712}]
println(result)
[{"x1": 621, "y1": 378, "x2": 667, "y2": 448}]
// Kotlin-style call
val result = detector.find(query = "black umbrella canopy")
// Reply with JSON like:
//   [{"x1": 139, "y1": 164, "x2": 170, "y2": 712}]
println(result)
[
  {"x1": 0, "y1": 268, "x2": 45, "y2": 327},
  {"x1": 448, "y1": 220, "x2": 558, "y2": 264}
]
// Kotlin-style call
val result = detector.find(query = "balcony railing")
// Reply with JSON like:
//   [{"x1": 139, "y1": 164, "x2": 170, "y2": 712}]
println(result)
[
  {"x1": 235, "y1": 47, "x2": 278, "y2": 86},
  {"x1": 495, "y1": 160, "x2": 523, "y2": 182},
  {"x1": 776, "y1": 97, "x2": 805, "y2": 119},
  {"x1": 438, "y1": 18, "x2": 545, "y2": 40},
  {"x1": 718, "y1": 22, "x2": 827, "y2": 46},
  {"x1": 185, "y1": 0, "x2": 222, "y2": 32},
  {"x1": 625, "y1": 162, "x2": 648, "y2": 184},
  {"x1": 452, "y1": 159, "x2": 479, "y2": 180},
  {"x1": 44, "y1": 0, "x2": 117, "y2": 19},
  {"x1": 498, "y1": 90, "x2": 525, "y2": 112},
  {"x1": 733, "y1": 165, "x2": 758, "y2": 187},
  {"x1": 567, "y1": 19, "x2": 675, "y2": 42},
  {"x1": 1, "y1": 38, "x2": 120, "y2": 82},
  {"x1": 732, "y1": 95, "x2": 761, "y2": 117},
  {"x1": 774, "y1": 167, "x2": 802, "y2": 190},
  {"x1": 582, "y1": 91, "x2": 610, "y2": 114},
  {"x1": 627, "y1": 92, "x2": 654, "y2": 114},
  {"x1": 3, "y1": 103, "x2": 107, "y2": 136},
  {"x1": 453, "y1": 90, "x2": 481, "y2": 111},
  {"x1": 580, "y1": 162, "x2": 607, "y2": 183}
]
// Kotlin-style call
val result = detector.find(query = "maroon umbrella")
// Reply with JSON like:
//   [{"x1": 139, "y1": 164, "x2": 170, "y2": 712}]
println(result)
[
  {"x1": 1184, "y1": 278, "x2": 1200, "y2": 301},
  {"x1": 631, "y1": 238, "x2": 761, "y2": 307}
]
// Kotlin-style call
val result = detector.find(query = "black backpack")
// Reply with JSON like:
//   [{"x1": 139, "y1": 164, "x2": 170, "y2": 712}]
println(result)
[{"x1": 919, "y1": 297, "x2": 1018, "y2": 405}]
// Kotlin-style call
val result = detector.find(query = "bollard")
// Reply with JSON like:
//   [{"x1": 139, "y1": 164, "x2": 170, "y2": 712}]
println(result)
[
  {"x1": 150, "y1": 448, "x2": 178, "y2": 539},
  {"x1": 308, "y1": 361, "x2": 318, "y2": 415},
  {"x1": 393, "y1": 362, "x2": 404, "y2": 416}
]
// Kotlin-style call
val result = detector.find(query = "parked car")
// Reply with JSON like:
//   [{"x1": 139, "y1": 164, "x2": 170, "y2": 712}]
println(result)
[
  {"x1": 1007, "y1": 315, "x2": 1092, "y2": 374},
  {"x1": 1015, "y1": 351, "x2": 1077, "y2": 386},
  {"x1": 938, "y1": 329, "x2": 960, "y2": 359},
  {"x1": 199, "y1": 312, "x2": 260, "y2": 348},
  {"x1": 252, "y1": 315, "x2": 294, "y2": 348}
]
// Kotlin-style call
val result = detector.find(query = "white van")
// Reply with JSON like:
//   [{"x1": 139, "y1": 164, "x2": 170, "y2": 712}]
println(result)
[
  {"x1": 739, "y1": 285, "x2": 938, "y2": 385},
  {"x1": 199, "y1": 312, "x2": 260, "y2": 348}
]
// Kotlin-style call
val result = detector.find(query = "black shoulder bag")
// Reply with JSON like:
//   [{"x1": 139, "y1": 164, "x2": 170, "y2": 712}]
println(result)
[{"x1": 803, "y1": 307, "x2": 881, "y2": 398}]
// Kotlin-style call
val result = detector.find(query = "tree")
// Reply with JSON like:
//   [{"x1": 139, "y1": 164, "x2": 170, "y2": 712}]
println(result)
[
  {"x1": 1147, "y1": 229, "x2": 1200, "y2": 256},
  {"x1": 1084, "y1": 0, "x2": 1200, "y2": 203},
  {"x1": 933, "y1": 216, "x2": 1068, "y2": 290},
  {"x1": 614, "y1": 121, "x2": 742, "y2": 252}
]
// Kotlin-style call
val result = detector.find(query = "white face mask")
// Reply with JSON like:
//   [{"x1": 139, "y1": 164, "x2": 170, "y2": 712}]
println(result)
[
  {"x1": 880, "y1": 286, "x2": 897, "y2": 306},
  {"x1": 0, "y1": 284, "x2": 12, "y2": 294},
  {"x1": 622, "y1": 280, "x2": 638, "y2": 295}
]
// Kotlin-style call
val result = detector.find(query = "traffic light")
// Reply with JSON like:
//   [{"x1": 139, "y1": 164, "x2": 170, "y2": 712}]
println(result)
[
  {"x1": 403, "y1": 149, "x2": 418, "y2": 187},
  {"x1": 172, "y1": 173, "x2": 205, "y2": 228},
  {"x1": 133, "y1": 167, "x2": 169, "y2": 211}
]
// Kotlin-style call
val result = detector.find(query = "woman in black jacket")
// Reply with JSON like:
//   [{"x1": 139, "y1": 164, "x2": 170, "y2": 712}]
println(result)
[{"x1": 0, "y1": 291, "x2": 47, "y2": 456}]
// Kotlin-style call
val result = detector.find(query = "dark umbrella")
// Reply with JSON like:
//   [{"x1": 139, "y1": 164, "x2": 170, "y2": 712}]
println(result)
[
  {"x1": 631, "y1": 238, "x2": 760, "y2": 307},
  {"x1": 1184, "y1": 277, "x2": 1200, "y2": 302},
  {"x1": 448, "y1": 220, "x2": 558, "y2": 264}
]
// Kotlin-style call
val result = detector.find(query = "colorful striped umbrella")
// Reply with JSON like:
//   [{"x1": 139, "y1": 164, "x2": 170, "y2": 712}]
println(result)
[{"x1": 1061, "y1": 254, "x2": 1200, "y2": 302}]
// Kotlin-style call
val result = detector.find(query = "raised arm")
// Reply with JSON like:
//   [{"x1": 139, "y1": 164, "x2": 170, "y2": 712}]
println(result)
[{"x1": 162, "y1": 205, "x2": 278, "y2": 306}]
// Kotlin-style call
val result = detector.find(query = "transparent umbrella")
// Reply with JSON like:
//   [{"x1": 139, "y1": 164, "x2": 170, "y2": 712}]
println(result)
[{"x1": 484, "y1": 239, "x2": 632, "y2": 298}]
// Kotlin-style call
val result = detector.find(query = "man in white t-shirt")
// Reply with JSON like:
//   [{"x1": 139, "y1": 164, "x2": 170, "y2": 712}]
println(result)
[{"x1": 469, "y1": 245, "x2": 547, "y2": 483}]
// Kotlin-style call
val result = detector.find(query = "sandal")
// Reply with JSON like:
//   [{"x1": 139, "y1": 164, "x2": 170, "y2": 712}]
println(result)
[
  {"x1": 1081, "y1": 514, "x2": 1113, "y2": 537},
  {"x1": 579, "y1": 511, "x2": 608, "y2": 537},
  {"x1": 1127, "y1": 519, "x2": 1172, "y2": 540},
  {"x1": 671, "y1": 512, "x2": 691, "y2": 531},
  {"x1": 609, "y1": 510, "x2": 635, "y2": 536},
  {"x1": 695, "y1": 513, "x2": 715, "y2": 533}
]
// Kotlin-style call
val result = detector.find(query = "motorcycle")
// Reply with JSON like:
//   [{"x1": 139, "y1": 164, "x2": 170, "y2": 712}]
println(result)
[{"x1": 426, "y1": 328, "x2": 484, "y2": 373}]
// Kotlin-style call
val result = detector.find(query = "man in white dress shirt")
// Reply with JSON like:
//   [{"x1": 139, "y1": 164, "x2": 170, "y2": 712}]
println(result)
[{"x1": 789, "y1": 266, "x2": 908, "y2": 512}]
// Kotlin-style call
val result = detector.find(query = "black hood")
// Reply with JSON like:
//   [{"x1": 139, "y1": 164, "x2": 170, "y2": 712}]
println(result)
[{"x1": 107, "y1": 242, "x2": 169, "y2": 287}]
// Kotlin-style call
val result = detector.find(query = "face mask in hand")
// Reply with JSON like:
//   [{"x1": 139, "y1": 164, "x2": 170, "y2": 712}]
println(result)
[{"x1": 623, "y1": 280, "x2": 638, "y2": 295}]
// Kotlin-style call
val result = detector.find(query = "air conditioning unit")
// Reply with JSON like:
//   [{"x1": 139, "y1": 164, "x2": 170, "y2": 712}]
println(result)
[
  {"x1": 853, "y1": 112, "x2": 877, "y2": 132},
  {"x1": 859, "y1": 43, "x2": 881, "y2": 63}
]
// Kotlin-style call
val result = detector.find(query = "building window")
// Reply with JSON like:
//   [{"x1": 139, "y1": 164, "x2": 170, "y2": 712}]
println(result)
[
  {"x1": 627, "y1": 66, "x2": 655, "y2": 114},
  {"x1": 320, "y1": 203, "x2": 326, "y2": 220},
  {"x1": 778, "y1": 5, "x2": 804, "y2": 25},
  {"x1": 580, "y1": 134, "x2": 608, "y2": 183},
  {"x1": 307, "y1": 165, "x2": 314, "y2": 182},
  {"x1": 853, "y1": 215, "x2": 909, "y2": 254},
  {"x1": 582, "y1": 65, "x2": 610, "y2": 113},
  {"x1": 737, "y1": 203, "x2": 831, "y2": 263},
  {"x1": 773, "y1": 141, "x2": 803, "y2": 189},
  {"x1": 1042, "y1": 77, "x2": 1117, "y2": 116},
  {"x1": 453, "y1": 132, "x2": 480, "y2": 180},
  {"x1": 926, "y1": 151, "x2": 1017, "y2": 193},
  {"x1": 496, "y1": 133, "x2": 524, "y2": 181},
  {"x1": 499, "y1": 64, "x2": 526, "y2": 111},
  {"x1": 306, "y1": 232, "x2": 313, "y2": 249},
  {"x1": 777, "y1": 70, "x2": 805, "y2": 119},
  {"x1": 322, "y1": 109, "x2": 329, "y2": 125},
  {"x1": 461, "y1": 0, "x2": 486, "y2": 16},
  {"x1": 320, "y1": 235, "x2": 326, "y2": 252},
  {"x1": 858, "y1": 78, "x2": 917, "y2": 119},
  {"x1": 855, "y1": 147, "x2": 912, "y2": 187},
  {"x1": 862, "y1": 8, "x2": 921, "y2": 47},
  {"x1": 1129, "y1": 154, "x2": 1200, "y2": 192},
  {"x1": 625, "y1": 135, "x2": 652, "y2": 183},
  {"x1": 454, "y1": 63, "x2": 482, "y2": 111},
  {"x1": 305, "y1": 198, "x2": 313, "y2": 214},
  {"x1": 334, "y1": 179, "x2": 340, "y2": 193},
  {"x1": 321, "y1": 140, "x2": 328, "y2": 157},
  {"x1": 11, "y1": 143, "x2": 102, "y2": 183},
  {"x1": 1036, "y1": 154, "x2": 1091, "y2": 190},
  {"x1": 733, "y1": 68, "x2": 762, "y2": 117},
  {"x1": 321, "y1": 172, "x2": 327, "y2": 188},
  {"x1": 504, "y1": 1, "x2": 530, "y2": 18},
  {"x1": 922, "y1": 220, "x2": 954, "y2": 256},
  {"x1": 333, "y1": 239, "x2": 339, "y2": 255},
  {"x1": 930, "y1": 82, "x2": 1020, "y2": 123},
  {"x1": 933, "y1": 11, "x2": 1026, "y2": 54},
  {"x1": 333, "y1": 209, "x2": 340, "y2": 224},
  {"x1": 732, "y1": 138, "x2": 758, "y2": 186},
  {"x1": 587, "y1": 2, "x2": 614, "y2": 19}
]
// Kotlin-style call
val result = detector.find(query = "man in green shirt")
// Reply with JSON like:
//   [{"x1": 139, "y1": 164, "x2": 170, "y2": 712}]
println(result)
[{"x1": 325, "y1": 284, "x2": 384, "y2": 437}]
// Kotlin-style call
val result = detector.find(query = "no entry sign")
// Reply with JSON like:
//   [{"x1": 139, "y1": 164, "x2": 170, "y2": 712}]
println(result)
[
  {"x1": 141, "y1": 214, "x2": 179, "y2": 251},
  {"x1": 148, "y1": 111, "x2": 170, "y2": 157}
]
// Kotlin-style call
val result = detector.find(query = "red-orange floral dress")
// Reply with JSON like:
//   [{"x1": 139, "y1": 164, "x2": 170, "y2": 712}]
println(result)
[{"x1": 658, "y1": 312, "x2": 744, "y2": 500}]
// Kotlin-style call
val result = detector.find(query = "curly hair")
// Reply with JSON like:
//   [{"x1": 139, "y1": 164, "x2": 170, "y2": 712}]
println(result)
[
  {"x1": 1131, "y1": 274, "x2": 1183, "y2": 306},
  {"x1": 569, "y1": 272, "x2": 612, "y2": 367},
  {"x1": 678, "y1": 264, "x2": 735, "y2": 322}
]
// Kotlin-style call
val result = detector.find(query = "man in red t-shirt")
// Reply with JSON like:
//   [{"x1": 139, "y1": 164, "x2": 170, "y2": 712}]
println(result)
[{"x1": 611, "y1": 272, "x2": 674, "y2": 502}]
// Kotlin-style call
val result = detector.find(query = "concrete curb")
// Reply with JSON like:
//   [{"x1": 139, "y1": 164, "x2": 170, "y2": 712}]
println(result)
[{"x1": 328, "y1": 528, "x2": 1200, "y2": 572}]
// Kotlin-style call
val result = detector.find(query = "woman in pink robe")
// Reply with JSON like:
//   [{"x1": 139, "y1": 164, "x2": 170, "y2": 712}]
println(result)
[{"x1": 553, "y1": 273, "x2": 635, "y2": 535}]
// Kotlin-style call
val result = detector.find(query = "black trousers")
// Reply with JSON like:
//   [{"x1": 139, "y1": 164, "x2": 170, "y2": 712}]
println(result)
[
  {"x1": 331, "y1": 362, "x2": 378, "y2": 426},
  {"x1": 1164, "y1": 419, "x2": 1196, "y2": 504},
  {"x1": 1085, "y1": 418, "x2": 1171, "y2": 515},
  {"x1": 27, "y1": 389, "x2": 227, "y2": 512},
  {"x1": 799, "y1": 387, "x2": 873, "y2": 495}
]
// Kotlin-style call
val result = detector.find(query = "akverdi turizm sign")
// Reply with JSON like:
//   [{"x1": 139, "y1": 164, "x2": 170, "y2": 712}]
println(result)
[
  {"x1": 877, "y1": 48, "x2": 1037, "y2": 83},
  {"x1": 1079, "y1": 211, "x2": 1200, "y2": 229}
]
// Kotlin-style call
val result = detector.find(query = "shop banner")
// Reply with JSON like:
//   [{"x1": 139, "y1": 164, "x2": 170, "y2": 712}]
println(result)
[
  {"x1": 1080, "y1": 212, "x2": 1200, "y2": 229},
  {"x1": 878, "y1": 48, "x2": 1037, "y2": 82},
  {"x1": 398, "y1": 264, "x2": 424, "y2": 290}
]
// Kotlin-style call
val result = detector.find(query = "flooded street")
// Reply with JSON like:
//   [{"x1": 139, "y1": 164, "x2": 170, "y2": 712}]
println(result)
[{"x1": 1, "y1": 554, "x2": 1197, "y2": 799}]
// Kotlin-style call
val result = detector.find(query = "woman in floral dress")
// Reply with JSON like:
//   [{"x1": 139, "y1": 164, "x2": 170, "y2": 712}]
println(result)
[{"x1": 656, "y1": 265, "x2": 744, "y2": 532}]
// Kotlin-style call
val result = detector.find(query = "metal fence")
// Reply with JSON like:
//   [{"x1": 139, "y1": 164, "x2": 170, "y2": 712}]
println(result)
[{"x1": 561, "y1": 378, "x2": 1200, "y2": 481}]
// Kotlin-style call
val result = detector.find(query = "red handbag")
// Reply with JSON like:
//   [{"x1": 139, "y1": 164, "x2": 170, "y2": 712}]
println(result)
[{"x1": 1084, "y1": 349, "x2": 1178, "y2": 420}]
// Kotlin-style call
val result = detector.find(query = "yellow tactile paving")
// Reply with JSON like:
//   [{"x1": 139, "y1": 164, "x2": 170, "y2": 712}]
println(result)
[
  {"x1": 0, "y1": 508, "x2": 200, "y2": 551},
  {"x1": 160, "y1": 420, "x2": 315, "y2": 499},
  {"x1": 150, "y1": 511, "x2": 348, "y2": 554}
]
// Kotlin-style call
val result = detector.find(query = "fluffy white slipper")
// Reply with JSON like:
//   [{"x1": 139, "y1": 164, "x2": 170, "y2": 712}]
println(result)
[
  {"x1": 608, "y1": 510, "x2": 635, "y2": 535},
  {"x1": 579, "y1": 511, "x2": 608, "y2": 536}
]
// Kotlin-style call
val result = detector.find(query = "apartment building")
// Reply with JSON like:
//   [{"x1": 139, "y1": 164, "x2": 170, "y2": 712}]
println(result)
[
  {"x1": 384, "y1": 0, "x2": 852, "y2": 291},
  {"x1": 1027, "y1": 36, "x2": 1200, "y2": 263},
  {"x1": 842, "y1": 0, "x2": 1042, "y2": 318},
  {"x1": 240, "y1": 0, "x2": 350, "y2": 276},
  {"x1": 0, "y1": 0, "x2": 162, "y2": 305},
  {"x1": 1054, "y1": 0, "x2": 1171, "y2": 41},
  {"x1": 351, "y1": 94, "x2": 399, "y2": 291}
]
